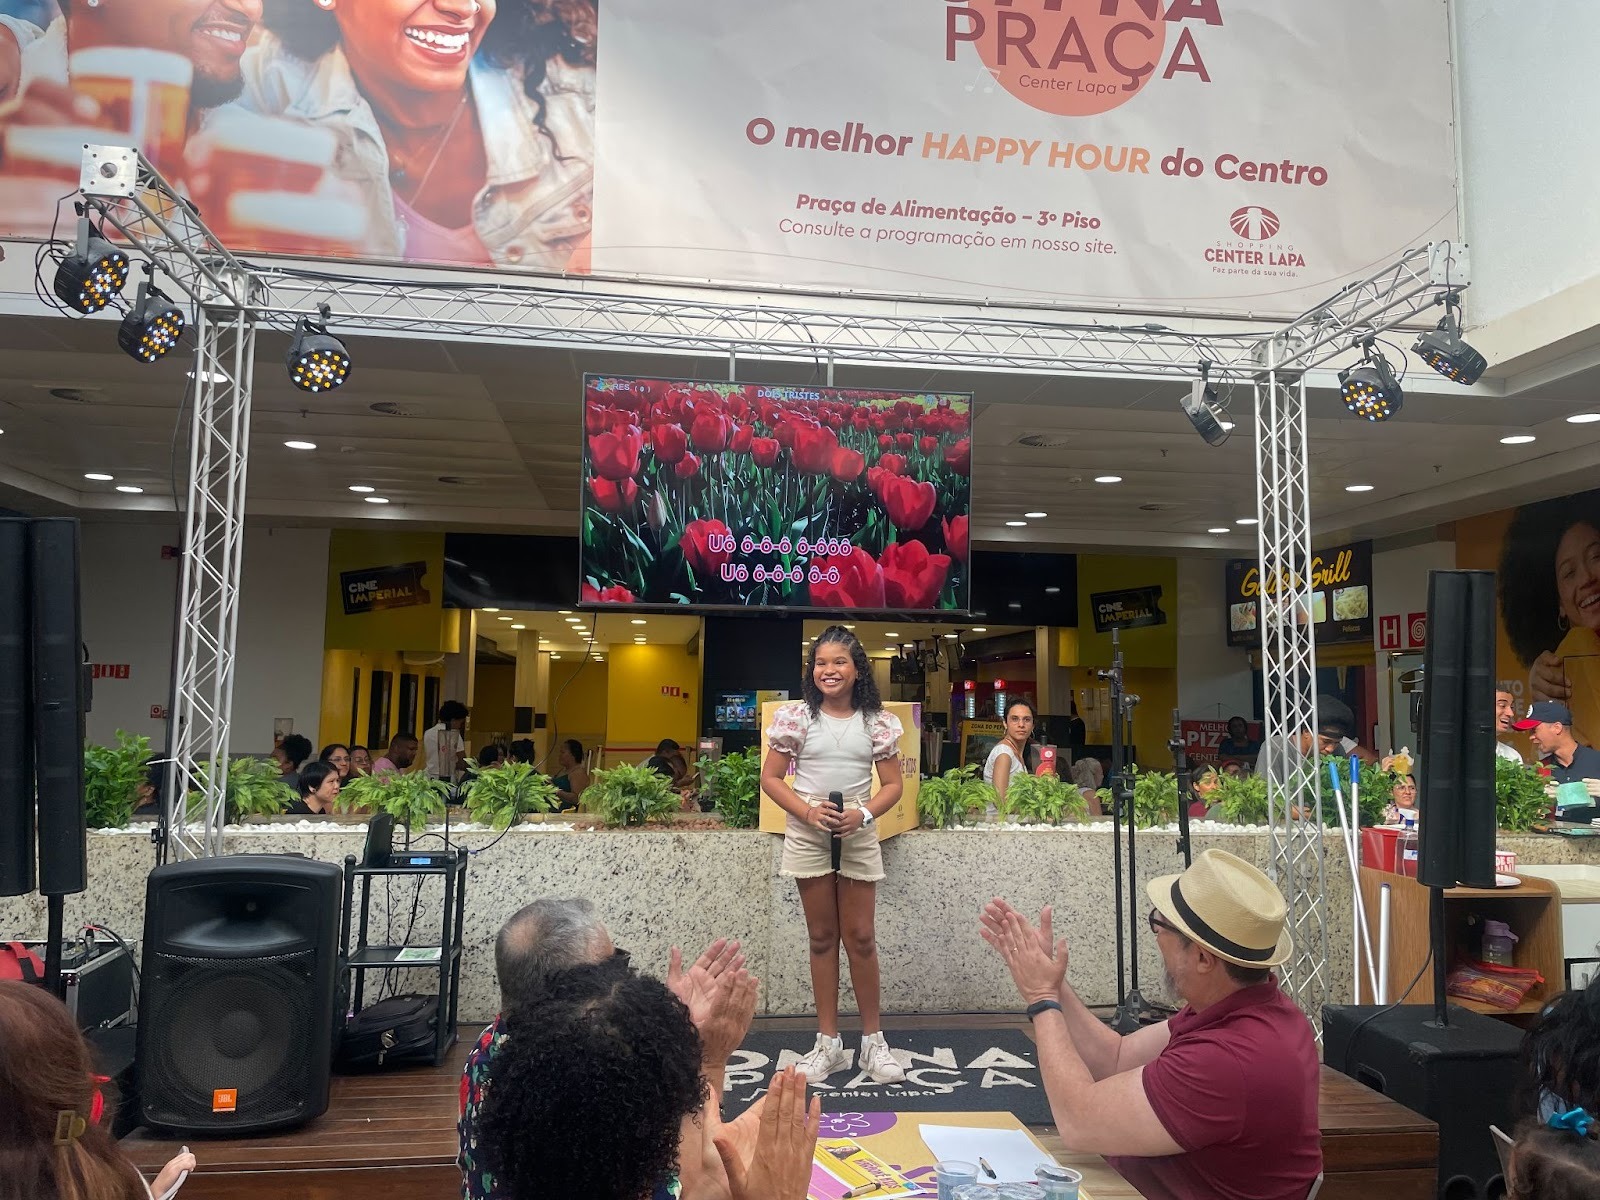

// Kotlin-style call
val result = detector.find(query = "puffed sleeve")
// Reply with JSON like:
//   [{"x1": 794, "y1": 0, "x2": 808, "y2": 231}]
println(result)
[
  {"x1": 765, "y1": 702, "x2": 810, "y2": 756},
  {"x1": 868, "y1": 709, "x2": 904, "y2": 762}
]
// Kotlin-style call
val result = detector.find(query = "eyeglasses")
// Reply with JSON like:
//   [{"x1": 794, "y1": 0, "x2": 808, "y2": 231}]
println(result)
[{"x1": 1147, "y1": 909, "x2": 1182, "y2": 938}]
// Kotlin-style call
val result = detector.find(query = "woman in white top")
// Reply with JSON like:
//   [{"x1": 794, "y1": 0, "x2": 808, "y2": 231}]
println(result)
[
  {"x1": 762, "y1": 626, "x2": 907, "y2": 1086},
  {"x1": 984, "y1": 699, "x2": 1037, "y2": 803}
]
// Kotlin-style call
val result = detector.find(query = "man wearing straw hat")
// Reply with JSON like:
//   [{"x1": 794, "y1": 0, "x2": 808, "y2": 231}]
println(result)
[{"x1": 982, "y1": 849, "x2": 1321, "y2": 1200}]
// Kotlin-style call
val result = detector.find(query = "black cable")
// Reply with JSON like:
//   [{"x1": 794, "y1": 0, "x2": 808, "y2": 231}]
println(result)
[
  {"x1": 84, "y1": 923, "x2": 140, "y2": 1011},
  {"x1": 1341, "y1": 946, "x2": 1434, "y2": 1077}
]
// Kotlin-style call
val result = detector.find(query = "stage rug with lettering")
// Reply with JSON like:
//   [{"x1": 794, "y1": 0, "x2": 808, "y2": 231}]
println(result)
[{"x1": 722, "y1": 1027, "x2": 1048, "y2": 1122}]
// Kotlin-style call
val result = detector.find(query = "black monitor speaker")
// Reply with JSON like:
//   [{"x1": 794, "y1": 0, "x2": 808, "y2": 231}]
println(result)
[
  {"x1": 1325, "y1": 1003, "x2": 1521, "y2": 1200},
  {"x1": 135, "y1": 855, "x2": 343, "y2": 1134},
  {"x1": 1417, "y1": 570, "x2": 1498, "y2": 889},
  {"x1": 0, "y1": 519, "x2": 33, "y2": 897},
  {"x1": 29, "y1": 519, "x2": 87, "y2": 896}
]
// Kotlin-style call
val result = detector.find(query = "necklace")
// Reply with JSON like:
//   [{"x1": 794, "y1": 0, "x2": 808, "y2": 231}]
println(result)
[
  {"x1": 818, "y1": 709, "x2": 860, "y2": 753},
  {"x1": 387, "y1": 92, "x2": 471, "y2": 209}
]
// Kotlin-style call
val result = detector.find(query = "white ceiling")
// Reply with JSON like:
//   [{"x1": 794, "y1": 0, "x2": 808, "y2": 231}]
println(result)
[
  {"x1": 3, "y1": 308, "x2": 1600, "y2": 553},
  {"x1": 476, "y1": 608, "x2": 703, "y2": 656}
]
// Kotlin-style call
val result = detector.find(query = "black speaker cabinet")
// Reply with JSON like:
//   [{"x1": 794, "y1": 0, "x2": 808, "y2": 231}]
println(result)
[
  {"x1": 135, "y1": 855, "x2": 343, "y2": 1134},
  {"x1": 29, "y1": 518, "x2": 87, "y2": 896},
  {"x1": 1324, "y1": 1003, "x2": 1523, "y2": 1200},
  {"x1": 0, "y1": 518, "x2": 32, "y2": 897}
]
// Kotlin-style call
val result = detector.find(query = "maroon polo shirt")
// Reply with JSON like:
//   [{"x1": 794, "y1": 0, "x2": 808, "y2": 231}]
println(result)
[{"x1": 1107, "y1": 978, "x2": 1321, "y2": 1200}]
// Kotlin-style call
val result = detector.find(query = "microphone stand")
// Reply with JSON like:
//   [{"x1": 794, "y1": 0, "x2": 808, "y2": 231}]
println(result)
[
  {"x1": 1101, "y1": 631, "x2": 1151, "y2": 1033},
  {"x1": 1170, "y1": 708, "x2": 1194, "y2": 868}
]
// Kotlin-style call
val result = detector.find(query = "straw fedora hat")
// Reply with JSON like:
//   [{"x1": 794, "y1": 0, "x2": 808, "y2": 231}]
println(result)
[{"x1": 1147, "y1": 849, "x2": 1293, "y2": 969}]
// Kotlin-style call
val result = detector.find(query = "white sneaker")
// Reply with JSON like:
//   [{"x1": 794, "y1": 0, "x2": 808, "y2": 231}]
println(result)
[
  {"x1": 858, "y1": 1032, "x2": 906, "y2": 1084},
  {"x1": 794, "y1": 1033, "x2": 851, "y2": 1082}
]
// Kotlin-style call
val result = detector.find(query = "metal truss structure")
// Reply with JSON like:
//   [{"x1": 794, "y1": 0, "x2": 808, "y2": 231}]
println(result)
[{"x1": 72, "y1": 149, "x2": 1466, "y2": 1005}]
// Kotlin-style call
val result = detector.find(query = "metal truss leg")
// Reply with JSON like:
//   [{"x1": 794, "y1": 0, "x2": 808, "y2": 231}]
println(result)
[
  {"x1": 1252, "y1": 348, "x2": 1330, "y2": 1023},
  {"x1": 160, "y1": 305, "x2": 257, "y2": 858}
]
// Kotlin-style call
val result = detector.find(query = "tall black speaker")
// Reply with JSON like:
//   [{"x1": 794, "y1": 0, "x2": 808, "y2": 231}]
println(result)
[
  {"x1": 1325, "y1": 1003, "x2": 1522, "y2": 1200},
  {"x1": 1418, "y1": 570, "x2": 1498, "y2": 890},
  {"x1": 136, "y1": 855, "x2": 342, "y2": 1133},
  {"x1": 0, "y1": 519, "x2": 34, "y2": 897},
  {"x1": 29, "y1": 519, "x2": 87, "y2": 896}
]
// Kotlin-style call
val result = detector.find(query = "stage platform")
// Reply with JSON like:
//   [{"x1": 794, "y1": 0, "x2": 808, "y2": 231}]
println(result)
[{"x1": 121, "y1": 1016, "x2": 1438, "y2": 1200}]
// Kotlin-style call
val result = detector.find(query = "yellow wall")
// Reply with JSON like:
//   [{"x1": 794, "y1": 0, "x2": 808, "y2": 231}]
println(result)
[
  {"x1": 318, "y1": 649, "x2": 445, "y2": 751},
  {"x1": 1067, "y1": 665, "x2": 1178, "y2": 769},
  {"x1": 605, "y1": 644, "x2": 700, "y2": 760},
  {"x1": 472, "y1": 664, "x2": 516, "y2": 748},
  {"x1": 324, "y1": 530, "x2": 458, "y2": 653},
  {"x1": 548, "y1": 659, "x2": 609, "y2": 752},
  {"x1": 1072, "y1": 554, "x2": 1179, "y2": 668}
]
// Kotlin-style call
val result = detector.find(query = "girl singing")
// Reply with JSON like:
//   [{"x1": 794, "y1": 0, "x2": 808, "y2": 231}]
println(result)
[{"x1": 762, "y1": 626, "x2": 906, "y2": 1084}]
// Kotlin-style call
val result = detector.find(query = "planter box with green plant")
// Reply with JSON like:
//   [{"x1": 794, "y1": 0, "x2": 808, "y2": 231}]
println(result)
[
  {"x1": 918, "y1": 764, "x2": 997, "y2": 829},
  {"x1": 697, "y1": 749, "x2": 761, "y2": 829},
  {"x1": 1002, "y1": 771, "x2": 1088, "y2": 826},
  {"x1": 582, "y1": 762, "x2": 681, "y2": 827},
  {"x1": 339, "y1": 770, "x2": 453, "y2": 830},
  {"x1": 461, "y1": 761, "x2": 561, "y2": 830},
  {"x1": 187, "y1": 757, "x2": 295, "y2": 824},
  {"x1": 84, "y1": 731, "x2": 151, "y2": 829},
  {"x1": 1095, "y1": 766, "x2": 1178, "y2": 829},
  {"x1": 1495, "y1": 757, "x2": 1551, "y2": 833}
]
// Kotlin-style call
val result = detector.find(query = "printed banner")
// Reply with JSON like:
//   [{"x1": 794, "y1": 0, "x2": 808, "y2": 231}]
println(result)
[
  {"x1": 1179, "y1": 717, "x2": 1262, "y2": 767},
  {"x1": 340, "y1": 561, "x2": 431, "y2": 616},
  {"x1": 1089, "y1": 585, "x2": 1166, "y2": 633},
  {"x1": 1225, "y1": 540, "x2": 1372, "y2": 648},
  {"x1": 0, "y1": 0, "x2": 1454, "y2": 314}
]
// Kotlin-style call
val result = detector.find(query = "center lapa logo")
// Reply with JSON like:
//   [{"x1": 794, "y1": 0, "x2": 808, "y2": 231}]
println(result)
[
  {"x1": 1228, "y1": 205, "x2": 1280, "y2": 241},
  {"x1": 943, "y1": 1, "x2": 1223, "y2": 118}
]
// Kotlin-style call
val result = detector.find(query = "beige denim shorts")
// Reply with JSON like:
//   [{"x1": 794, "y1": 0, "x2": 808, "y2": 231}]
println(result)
[{"x1": 780, "y1": 795, "x2": 884, "y2": 882}]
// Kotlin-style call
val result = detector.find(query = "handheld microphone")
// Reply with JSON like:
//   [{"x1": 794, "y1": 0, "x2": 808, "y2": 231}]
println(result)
[{"x1": 829, "y1": 790, "x2": 844, "y2": 871}]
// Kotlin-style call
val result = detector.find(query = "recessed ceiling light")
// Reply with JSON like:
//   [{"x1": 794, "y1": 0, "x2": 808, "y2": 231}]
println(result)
[
  {"x1": 1566, "y1": 413, "x2": 1600, "y2": 424},
  {"x1": 348, "y1": 485, "x2": 375, "y2": 494},
  {"x1": 1007, "y1": 602, "x2": 1023, "y2": 609},
  {"x1": 1500, "y1": 434, "x2": 1536, "y2": 445},
  {"x1": 551, "y1": 654, "x2": 562, "y2": 660},
  {"x1": 1207, "y1": 527, "x2": 1230, "y2": 534},
  {"x1": 944, "y1": 633, "x2": 958, "y2": 640},
  {"x1": 631, "y1": 618, "x2": 647, "y2": 625},
  {"x1": 1045, "y1": 586, "x2": 1061, "y2": 594},
  {"x1": 885, "y1": 632, "x2": 899, "y2": 638},
  {"x1": 1024, "y1": 511, "x2": 1047, "y2": 519},
  {"x1": 971, "y1": 627, "x2": 987, "y2": 632},
  {"x1": 1344, "y1": 484, "x2": 1375, "y2": 493},
  {"x1": 1219, "y1": 421, "x2": 1236, "y2": 431},
  {"x1": 558, "y1": 610, "x2": 572, "y2": 615},
  {"x1": 566, "y1": 617, "x2": 583, "y2": 624},
  {"x1": 115, "y1": 485, "x2": 144, "y2": 494},
  {"x1": 497, "y1": 616, "x2": 513, "y2": 621},
  {"x1": 1094, "y1": 475, "x2": 1122, "y2": 484},
  {"x1": 483, "y1": 607, "x2": 501, "y2": 613},
  {"x1": 843, "y1": 624, "x2": 856, "y2": 629},
  {"x1": 510, "y1": 623, "x2": 526, "y2": 630},
  {"x1": 1005, "y1": 520, "x2": 1027, "y2": 527},
  {"x1": 364, "y1": 496, "x2": 390, "y2": 504},
  {"x1": 284, "y1": 440, "x2": 317, "y2": 451},
  {"x1": 84, "y1": 473, "x2": 113, "y2": 481}
]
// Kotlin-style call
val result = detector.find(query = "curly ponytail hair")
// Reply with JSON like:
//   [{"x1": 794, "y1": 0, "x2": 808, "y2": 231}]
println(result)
[{"x1": 0, "y1": 982, "x2": 145, "y2": 1200}]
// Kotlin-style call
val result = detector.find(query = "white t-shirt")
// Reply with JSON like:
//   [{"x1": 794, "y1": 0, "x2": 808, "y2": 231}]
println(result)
[
  {"x1": 792, "y1": 709, "x2": 874, "y2": 797},
  {"x1": 983, "y1": 740, "x2": 1027, "y2": 785},
  {"x1": 1495, "y1": 740, "x2": 1523, "y2": 764},
  {"x1": 423, "y1": 723, "x2": 464, "y2": 781}
]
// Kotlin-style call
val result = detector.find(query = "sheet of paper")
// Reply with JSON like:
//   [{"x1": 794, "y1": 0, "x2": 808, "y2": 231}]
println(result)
[
  {"x1": 393, "y1": 946, "x2": 440, "y2": 963},
  {"x1": 917, "y1": 1124, "x2": 1057, "y2": 1184}
]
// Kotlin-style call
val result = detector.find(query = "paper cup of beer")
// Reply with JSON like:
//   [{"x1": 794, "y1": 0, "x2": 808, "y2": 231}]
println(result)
[
  {"x1": 68, "y1": 47, "x2": 192, "y2": 176},
  {"x1": 224, "y1": 190, "x2": 370, "y2": 257},
  {"x1": 186, "y1": 112, "x2": 338, "y2": 228}
]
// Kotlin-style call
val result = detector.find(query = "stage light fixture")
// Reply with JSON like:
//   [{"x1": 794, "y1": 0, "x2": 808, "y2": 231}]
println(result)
[
  {"x1": 1338, "y1": 341, "x2": 1403, "y2": 422},
  {"x1": 1411, "y1": 294, "x2": 1485, "y2": 385},
  {"x1": 1180, "y1": 364, "x2": 1230, "y2": 446},
  {"x1": 117, "y1": 280, "x2": 185, "y2": 363},
  {"x1": 286, "y1": 303, "x2": 351, "y2": 393},
  {"x1": 53, "y1": 217, "x2": 129, "y2": 313}
]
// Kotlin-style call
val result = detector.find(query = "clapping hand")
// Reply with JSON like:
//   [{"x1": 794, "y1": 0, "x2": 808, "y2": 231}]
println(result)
[
  {"x1": 980, "y1": 905, "x2": 1069, "y2": 1006},
  {"x1": 668, "y1": 938, "x2": 746, "y2": 1027},
  {"x1": 714, "y1": 1068, "x2": 821, "y2": 1200}
]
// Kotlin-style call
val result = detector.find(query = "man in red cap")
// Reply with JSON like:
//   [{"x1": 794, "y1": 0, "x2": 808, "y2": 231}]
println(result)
[{"x1": 1514, "y1": 701, "x2": 1600, "y2": 822}]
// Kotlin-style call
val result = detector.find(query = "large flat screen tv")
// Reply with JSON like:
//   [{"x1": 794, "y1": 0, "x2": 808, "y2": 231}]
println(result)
[{"x1": 580, "y1": 375, "x2": 972, "y2": 611}]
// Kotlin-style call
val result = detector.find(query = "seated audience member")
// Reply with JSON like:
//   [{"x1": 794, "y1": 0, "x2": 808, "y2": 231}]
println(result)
[
  {"x1": 132, "y1": 761, "x2": 166, "y2": 819},
  {"x1": 1498, "y1": 688, "x2": 1525, "y2": 763},
  {"x1": 981, "y1": 848, "x2": 1321, "y2": 1200},
  {"x1": 1188, "y1": 766, "x2": 1220, "y2": 820},
  {"x1": 1217, "y1": 715, "x2": 1260, "y2": 757},
  {"x1": 552, "y1": 739, "x2": 591, "y2": 809},
  {"x1": 1522, "y1": 977, "x2": 1600, "y2": 1121},
  {"x1": 1069, "y1": 757, "x2": 1104, "y2": 816},
  {"x1": 1384, "y1": 773, "x2": 1419, "y2": 825},
  {"x1": 372, "y1": 734, "x2": 418, "y2": 778},
  {"x1": 349, "y1": 745, "x2": 373, "y2": 775},
  {"x1": 272, "y1": 733, "x2": 313, "y2": 790},
  {"x1": 1220, "y1": 759, "x2": 1248, "y2": 779},
  {"x1": 425, "y1": 701, "x2": 471, "y2": 783},
  {"x1": 0, "y1": 980, "x2": 196, "y2": 1200},
  {"x1": 645, "y1": 738, "x2": 688, "y2": 784},
  {"x1": 475, "y1": 744, "x2": 507, "y2": 771},
  {"x1": 1506, "y1": 1116, "x2": 1600, "y2": 1199},
  {"x1": 287, "y1": 760, "x2": 340, "y2": 816},
  {"x1": 318, "y1": 743, "x2": 352, "y2": 783},
  {"x1": 508, "y1": 738, "x2": 537, "y2": 765},
  {"x1": 461, "y1": 899, "x2": 750, "y2": 1200},
  {"x1": 1516, "y1": 702, "x2": 1600, "y2": 822}
]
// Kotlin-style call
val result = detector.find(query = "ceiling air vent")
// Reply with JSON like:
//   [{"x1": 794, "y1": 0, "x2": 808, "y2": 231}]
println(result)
[
  {"x1": 1016, "y1": 433, "x2": 1071, "y2": 448},
  {"x1": 1139, "y1": 503, "x2": 1175, "y2": 512},
  {"x1": 369, "y1": 401, "x2": 416, "y2": 417}
]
